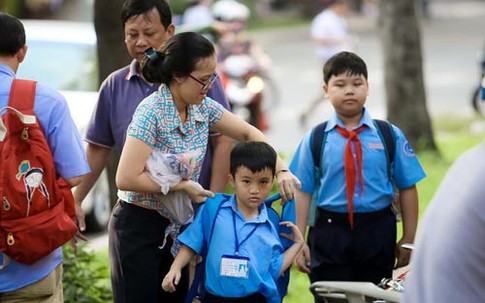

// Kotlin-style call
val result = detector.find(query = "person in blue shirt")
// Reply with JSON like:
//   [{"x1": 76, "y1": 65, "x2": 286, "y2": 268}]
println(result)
[
  {"x1": 0, "y1": 12, "x2": 90, "y2": 303},
  {"x1": 161, "y1": 141, "x2": 304, "y2": 303},
  {"x1": 290, "y1": 51, "x2": 426, "y2": 302}
]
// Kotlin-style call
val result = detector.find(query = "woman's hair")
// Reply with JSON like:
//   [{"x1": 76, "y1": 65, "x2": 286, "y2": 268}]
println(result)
[
  {"x1": 230, "y1": 141, "x2": 277, "y2": 177},
  {"x1": 121, "y1": 0, "x2": 172, "y2": 30},
  {"x1": 142, "y1": 32, "x2": 215, "y2": 84}
]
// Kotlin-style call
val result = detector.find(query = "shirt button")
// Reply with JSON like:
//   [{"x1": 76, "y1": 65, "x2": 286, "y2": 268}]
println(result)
[{"x1": 327, "y1": 218, "x2": 332, "y2": 223}]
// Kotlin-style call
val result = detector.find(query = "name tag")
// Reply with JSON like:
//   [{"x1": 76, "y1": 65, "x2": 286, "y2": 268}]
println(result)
[
  {"x1": 220, "y1": 254, "x2": 250, "y2": 279},
  {"x1": 369, "y1": 142, "x2": 384, "y2": 150}
]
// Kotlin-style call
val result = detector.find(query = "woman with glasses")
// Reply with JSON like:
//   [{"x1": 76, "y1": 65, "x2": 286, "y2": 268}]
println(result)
[{"x1": 115, "y1": 31, "x2": 300, "y2": 303}]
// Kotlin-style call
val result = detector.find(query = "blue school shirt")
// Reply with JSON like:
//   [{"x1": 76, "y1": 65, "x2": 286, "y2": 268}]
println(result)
[
  {"x1": 289, "y1": 109, "x2": 426, "y2": 213},
  {"x1": 178, "y1": 195, "x2": 284, "y2": 303},
  {"x1": 0, "y1": 64, "x2": 90, "y2": 291}
]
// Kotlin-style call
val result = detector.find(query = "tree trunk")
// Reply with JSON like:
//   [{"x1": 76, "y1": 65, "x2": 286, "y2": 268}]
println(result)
[
  {"x1": 378, "y1": 0, "x2": 437, "y2": 152},
  {"x1": 93, "y1": 0, "x2": 131, "y2": 206}
]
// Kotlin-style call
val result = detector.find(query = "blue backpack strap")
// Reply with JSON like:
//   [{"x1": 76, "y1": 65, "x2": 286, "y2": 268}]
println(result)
[
  {"x1": 373, "y1": 119, "x2": 396, "y2": 177},
  {"x1": 264, "y1": 193, "x2": 295, "y2": 301},
  {"x1": 264, "y1": 193, "x2": 296, "y2": 249},
  {"x1": 184, "y1": 193, "x2": 231, "y2": 303}
]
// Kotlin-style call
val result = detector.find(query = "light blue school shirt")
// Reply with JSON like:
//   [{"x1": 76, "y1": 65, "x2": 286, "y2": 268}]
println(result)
[
  {"x1": 289, "y1": 109, "x2": 426, "y2": 213},
  {"x1": 178, "y1": 195, "x2": 284, "y2": 303},
  {"x1": 0, "y1": 64, "x2": 90, "y2": 292}
]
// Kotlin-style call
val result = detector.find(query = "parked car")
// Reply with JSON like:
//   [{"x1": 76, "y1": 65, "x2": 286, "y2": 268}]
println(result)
[{"x1": 17, "y1": 20, "x2": 111, "y2": 232}]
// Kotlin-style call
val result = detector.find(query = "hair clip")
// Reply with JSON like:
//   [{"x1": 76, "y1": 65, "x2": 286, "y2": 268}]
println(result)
[{"x1": 145, "y1": 47, "x2": 159, "y2": 62}]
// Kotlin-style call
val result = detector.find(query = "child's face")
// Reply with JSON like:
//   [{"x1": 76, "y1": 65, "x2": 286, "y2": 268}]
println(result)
[
  {"x1": 324, "y1": 72, "x2": 369, "y2": 118},
  {"x1": 229, "y1": 166, "x2": 274, "y2": 214}
]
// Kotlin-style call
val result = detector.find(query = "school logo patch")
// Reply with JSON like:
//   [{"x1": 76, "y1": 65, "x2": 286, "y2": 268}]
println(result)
[{"x1": 402, "y1": 141, "x2": 415, "y2": 157}]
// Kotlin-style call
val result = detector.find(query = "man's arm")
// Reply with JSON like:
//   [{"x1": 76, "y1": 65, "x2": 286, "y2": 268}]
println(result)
[
  {"x1": 73, "y1": 143, "x2": 111, "y2": 231},
  {"x1": 396, "y1": 185, "x2": 419, "y2": 268},
  {"x1": 208, "y1": 134, "x2": 233, "y2": 192}
]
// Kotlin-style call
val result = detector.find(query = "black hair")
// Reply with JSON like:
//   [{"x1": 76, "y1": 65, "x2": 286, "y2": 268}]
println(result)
[
  {"x1": 323, "y1": 51, "x2": 368, "y2": 84},
  {"x1": 230, "y1": 141, "x2": 277, "y2": 177},
  {"x1": 142, "y1": 32, "x2": 215, "y2": 84},
  {"x1": 0, "y1": 12, "x2": 25, "y2": 56},
  {"x1": 121, "y1": 0, "x2": 172, "y2": 30}
]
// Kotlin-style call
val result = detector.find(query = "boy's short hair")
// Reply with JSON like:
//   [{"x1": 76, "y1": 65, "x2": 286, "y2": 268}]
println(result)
[
  {"x1": 230, "y1": 141, "x2": 277, "y2": 176},
  {"x1": 323, "y1": 51, "x2": 368, "y2": 84},
  {"x1": 0, "y1": 12, "x2": 25, "y2": 56}
]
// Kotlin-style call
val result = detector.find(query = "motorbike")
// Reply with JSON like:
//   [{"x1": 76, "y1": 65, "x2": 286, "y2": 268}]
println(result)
[
  {"x1": 219, "y1": 53, "x2": 272, "y2": 131},
  {"x1": 471, "y1": 45, "x2": 485, "y2": 114}
]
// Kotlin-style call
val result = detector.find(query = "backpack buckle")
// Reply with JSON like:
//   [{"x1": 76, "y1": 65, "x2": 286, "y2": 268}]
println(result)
[{"x1": 0, "y1": 106, "x2": 36, "y2": 141}]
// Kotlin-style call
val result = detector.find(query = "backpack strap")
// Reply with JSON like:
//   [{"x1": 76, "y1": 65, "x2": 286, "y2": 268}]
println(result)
[
  {"x1": 8, "y1": 79, "x2": 37, "y2": 112},
  {"x1": 185, "y1": 193, "x2": 231, "y2": 303},
  {"x1": 310, "y1": 121, "x2": 328, "y2": 170},
  {"x1": 264, "y1": 193, "x2": 296, "y2": 249},
  {"x1": 373, "y1": 119, "x2": 396, "y2": 177},
  {"x1": 311, "y1": 119, "x2": 396, "y2": 175},
  {"x1": 0, "y1": 80, "x2": 37, "y2": 141}
]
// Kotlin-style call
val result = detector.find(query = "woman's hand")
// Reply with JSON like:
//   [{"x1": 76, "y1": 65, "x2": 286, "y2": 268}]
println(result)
[
  {"x1": 276, "y1": 170, "x2": 301, "y2": 203},
  {"x1": 183, "y1": 180, "x2": 215, "y2": 203}
]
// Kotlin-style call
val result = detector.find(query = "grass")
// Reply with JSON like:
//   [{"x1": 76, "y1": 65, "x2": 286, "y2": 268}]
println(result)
[{"x1": 91, "y1": 114, "x2": 485, "y2": 303}]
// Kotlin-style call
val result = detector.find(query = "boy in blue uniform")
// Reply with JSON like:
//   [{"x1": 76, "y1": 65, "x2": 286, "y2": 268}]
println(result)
[
  {"x1": 162, "y1": 141, "x2": 304, "y2": 303},
  {"x1": 290, "y1": 52, "x2": 426, "y2": 300}
]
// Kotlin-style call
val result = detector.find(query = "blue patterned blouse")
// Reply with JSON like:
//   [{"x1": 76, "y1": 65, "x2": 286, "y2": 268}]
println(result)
[{"x1": 118, "y1": 84, "x2": 224, "y2": 209}]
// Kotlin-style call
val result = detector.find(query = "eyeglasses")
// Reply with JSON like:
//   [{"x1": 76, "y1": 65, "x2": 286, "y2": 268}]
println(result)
[{"x1": 188, "y1": 73, "x2": 218, "y2": 90}]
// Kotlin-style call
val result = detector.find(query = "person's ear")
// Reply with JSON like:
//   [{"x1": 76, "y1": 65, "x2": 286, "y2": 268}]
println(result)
[
  {"x1": 17, "y1": 45, "x2": 28, "y2": 63},
  {"x1": 165, "y1": 23, "x2": 175, "y2": 38},
  {"x1": 323, "y1": 83, "x2": 329, "y2": 98},
  {"x1": 228, "y1": 174, "x2": 235, "y2": 188},
  {"x1": 173, "y1": 74, "x2": 184, "y2": 84}
]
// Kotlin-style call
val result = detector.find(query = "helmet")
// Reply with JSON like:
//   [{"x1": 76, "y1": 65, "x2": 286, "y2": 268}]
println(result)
[{"x1": 212, "y1": 0, "x2": 250, "y2": 22}]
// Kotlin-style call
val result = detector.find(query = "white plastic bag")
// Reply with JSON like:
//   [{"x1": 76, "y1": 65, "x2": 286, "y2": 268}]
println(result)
[{"x1": 145, "y1": 150, "x2": 200, "y2": 224}]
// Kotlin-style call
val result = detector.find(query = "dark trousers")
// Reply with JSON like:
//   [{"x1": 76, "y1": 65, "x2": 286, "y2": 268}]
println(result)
[
  {"x1": 109, "y1": 200, "x2": 189, "y2": 303},
  {"x1": 309, "y1": 207, "x2": 396, "y2": 303},
  {"x1": 203, "y1": 292, "x2": 266, "y2": 303}
]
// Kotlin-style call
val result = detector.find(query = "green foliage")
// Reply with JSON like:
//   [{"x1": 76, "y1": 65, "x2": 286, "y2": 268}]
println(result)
[
  {"x1": 62, "y1": 243, "x2": 112, "y2": 303},
  {"x1": 168, "y1": 0, "x2": 189, "y2": 15}
]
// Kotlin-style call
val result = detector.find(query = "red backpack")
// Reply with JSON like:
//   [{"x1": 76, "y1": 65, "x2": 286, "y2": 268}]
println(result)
[{"x1": 0, "y1": 79, "x2": 78, "y2": 265}]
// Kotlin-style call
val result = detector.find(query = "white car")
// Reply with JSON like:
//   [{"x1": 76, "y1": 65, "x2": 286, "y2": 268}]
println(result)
[{"x1": 17, "y1": 20, "x2": 111, "y2": 232}]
